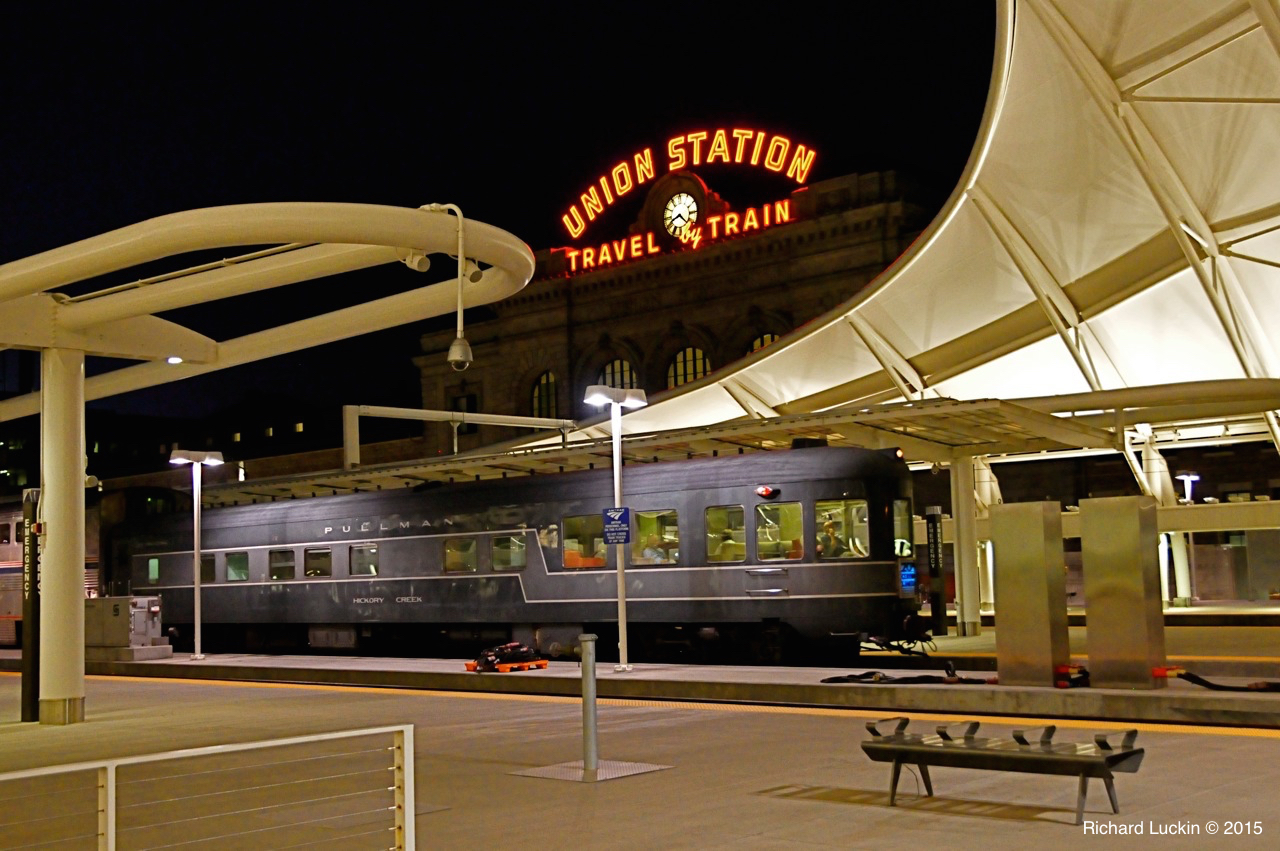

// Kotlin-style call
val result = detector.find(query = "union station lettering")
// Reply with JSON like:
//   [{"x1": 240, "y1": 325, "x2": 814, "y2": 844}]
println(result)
[
  {"x1": 561, "y1": 128, "x2": 817, "y2": 239},
  {"x1": 557, "y1": 200, "x2": 793, "y2": 273}
]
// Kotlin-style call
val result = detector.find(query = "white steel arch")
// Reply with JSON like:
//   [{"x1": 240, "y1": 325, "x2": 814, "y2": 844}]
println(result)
[{"x1": 0, "y1": 202, "x2": 535, "y2": 724}]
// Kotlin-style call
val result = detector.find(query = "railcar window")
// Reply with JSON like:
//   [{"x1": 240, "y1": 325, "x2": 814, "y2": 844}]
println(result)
[
  {"x1": 757, "y1": 502, "x2": 804, "y2": 561},
  {"x1": 563, "y1": 513, "x2": 606, "y2": 568},
  {"x1": 894, "y1": 500, "x2": 914, "y2": 557},
  {"x1": 0, "y1": 523, "x2": 9, "y2": 545},
  {"x1": 444, "y1": 538, "x2": 477, "y2": 573},
  {"x1": 226, "y1": 552, "x2": 249, "y2": 581},
  {"x1": 815, "y1": 500, "x2": 870, "y2": 559},
  {"x1": 631, "y1": 510, "x2": 678, "y2": 565},
  {"x1": 350, "y1": 545, "x2": 378, "y2": 576},
  {"x1": 491, "y1": 535, "x2": 527, "y2": 570},
  {"x1": 269, "y1": 549, "x2": 296, "y2": 580},
  {"x1": 706, "y1": 505, "x2": 746, "y2": 563},
  {"x1": 304, "y1": 548, "x2": 332, "y2": 577},
  {"x1": 200, "y1": 555, "x2": 215, "y2": 584},
  {"x1": 148, "y1": 557, "x2": 160, "y2": 583}
]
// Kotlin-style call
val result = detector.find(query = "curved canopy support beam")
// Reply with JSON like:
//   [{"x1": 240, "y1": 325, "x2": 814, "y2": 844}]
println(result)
[
  {"x1": 968, "y1": 184, "x2": 1105, "y2": 391},
  {"x1": 1028, "y1": 0, "x2": 1280, "y2": 449},
  {"x1": 847, "y1": 315, "x2": 927, "y2": 400}
]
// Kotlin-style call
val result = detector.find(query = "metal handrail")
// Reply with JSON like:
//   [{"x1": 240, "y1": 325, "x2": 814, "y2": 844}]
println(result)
[{"x1": 0, "y1": 724, "x2": 415, "y2": 850}]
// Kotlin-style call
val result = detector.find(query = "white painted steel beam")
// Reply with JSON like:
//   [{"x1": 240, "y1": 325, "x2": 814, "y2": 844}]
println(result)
[
  {"x1": 0, "y1": 203, "x2": 532, "y2": 301},
  {"x1": 846, "y1": 315, "x2": 926, "y2": 400},
  {"x1": 0, "y1": 294, "x2": 217, "y2": 361},
  {"x1": 967, "y1": 184, "x2": 1105, "y2": 390},
  {"x1": 0, "y1": 243, "x2": 534, "y2": 423},
  {"x1": 55, "y1": 243, "x2": 397, "y2": 330},
  {"x1": 38, "y1": 349, "x2": 85, "y2": 725},
  {"x1": 1027, "y1": 0, "x2": 1280, "y2": 448},
  {"x1": 1250, "y1": 0, "x2": 1280, "y2": 62},
  {"x1": 718, "y1": 378, "x2": 780, "y2": 419},
  {"x1": 0, "y1": 202, "x2": 535, "y2": 731},
  {"x1": 342, "y1": 405, "x2": 576, "y2": 469}
]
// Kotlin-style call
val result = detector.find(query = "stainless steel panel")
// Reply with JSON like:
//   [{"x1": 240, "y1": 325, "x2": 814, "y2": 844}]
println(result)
[
  {"x1": 989, "y1": 502, "x2": 1070, "y2": 686},
  {"x1": 1081, "y1": 496, "x2": 1167, "y2": 689}
]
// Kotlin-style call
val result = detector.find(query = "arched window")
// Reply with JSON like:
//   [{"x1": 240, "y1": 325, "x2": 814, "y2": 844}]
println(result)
[
  {"x1": 531, "y1": 371, "x2": 557, "y2": 419},
  {"x1": 598, "y1": 359, "x2": 637, "y2": 390},
  {"x1": 667, "y1": 347, "x2": 710, "y2": 388},
  {"x1": 750, "y1": 333, "x2": 780, "y2": 353}
]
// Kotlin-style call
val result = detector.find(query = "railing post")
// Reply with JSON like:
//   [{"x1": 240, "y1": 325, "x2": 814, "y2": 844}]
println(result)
[
  {"x1": 98, "y1": 763, "x2": 116, "y2": 850},
  {"x1": 393, "y1": 726, "x2": 415, "y2": 850},
  {"x1": 580, "y1": 633, "x2": 598, "y2": 781}
]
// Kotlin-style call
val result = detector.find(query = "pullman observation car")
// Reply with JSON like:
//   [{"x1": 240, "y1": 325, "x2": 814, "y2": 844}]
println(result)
[{"x1": 112, "y1": 446, "x2": 917, "y2": 661}]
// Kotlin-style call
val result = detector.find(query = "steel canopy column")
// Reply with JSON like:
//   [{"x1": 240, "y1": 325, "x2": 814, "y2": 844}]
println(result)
[
  {"x1": 950, "y1": 456, "x2": 981, "y2": 635},
  {"x1": 39, "y1": 348, "x2": 86, "y2": 725},
  {"x1": 974, "y1": 458, "x2": 1001, "y2": 612}
]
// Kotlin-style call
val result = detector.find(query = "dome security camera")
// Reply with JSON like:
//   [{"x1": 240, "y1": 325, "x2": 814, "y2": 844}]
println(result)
[{"x1": 447, "y1": 336, "x2": 473, "y2": 371}]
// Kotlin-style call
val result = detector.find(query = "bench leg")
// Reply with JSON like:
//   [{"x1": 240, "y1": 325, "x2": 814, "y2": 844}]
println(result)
[
  {"x1": 1076, "y1": 775, "x2": 1088, "y2": 825},
  {"x1": 917, "y1": 762, "x2": 933, "y2": 797},
  {"x1": 1104, "y1": 775, "x2": 1119, "y2": 814},
  {"x1": 889, "y1": 758, "x2": 902, "y2": 806}
]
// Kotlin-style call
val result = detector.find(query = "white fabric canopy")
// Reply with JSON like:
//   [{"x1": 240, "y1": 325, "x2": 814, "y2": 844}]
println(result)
[{"x1": 604, "y1": 0, "x2": 1280, "y2": 446}]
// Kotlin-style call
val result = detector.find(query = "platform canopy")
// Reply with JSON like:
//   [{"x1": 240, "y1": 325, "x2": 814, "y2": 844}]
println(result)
[
  {"x1": 562, "y1": 0, "x2": 1280, "y2": 453},
  {"x1": 0, "y1": 203, "x2": 536, "y2": 421}
]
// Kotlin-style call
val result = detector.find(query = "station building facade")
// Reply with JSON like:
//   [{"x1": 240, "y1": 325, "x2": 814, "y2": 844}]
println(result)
[{"x1": 415, "y1": 165, "x2": 931, "y2": 455}]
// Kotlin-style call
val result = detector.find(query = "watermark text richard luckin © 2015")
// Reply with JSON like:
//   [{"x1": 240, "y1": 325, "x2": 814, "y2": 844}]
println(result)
[{"x1": 1084, "y1": 820, "x2": 1261, "y2": 836}]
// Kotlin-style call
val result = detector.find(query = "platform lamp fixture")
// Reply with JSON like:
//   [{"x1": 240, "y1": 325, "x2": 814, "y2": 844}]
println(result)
[
  {"x1": 583, "y1": 384, "x2": 648, "y2": 671},
  {"x1": 169, "y1": 449, "x2": 224, "y2": 660},
  {"x1": 421, "y1": 203, "x2": 484, "y2": 372},
  {"x1": 1175, "y1": 470, "x2": 1199, "y2": 504}
]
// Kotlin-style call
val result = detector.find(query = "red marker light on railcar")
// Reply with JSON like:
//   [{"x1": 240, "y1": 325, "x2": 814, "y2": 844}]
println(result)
[{"x1": 755, "y1": 485, "x2": 779, "y2": 499}]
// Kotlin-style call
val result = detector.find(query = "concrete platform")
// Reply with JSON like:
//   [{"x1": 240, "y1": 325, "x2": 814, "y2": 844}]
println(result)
[
  {"x1": 5, "y1": 617, "x2": 1280, "y2": 728},
  {"x1": 3, "y1": 672, "x2": 1279, "y2": 848},
  {"x1": 5, "y1": 637, "x2": 1280, "y2": 728}
]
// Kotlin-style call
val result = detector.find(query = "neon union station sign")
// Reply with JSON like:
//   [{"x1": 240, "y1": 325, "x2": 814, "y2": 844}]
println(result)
[{"x1": 556, "y1": 128, "x2": 818, "y2": 273}]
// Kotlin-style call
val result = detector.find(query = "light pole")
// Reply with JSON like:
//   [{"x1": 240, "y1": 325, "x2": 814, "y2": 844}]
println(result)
[
  {"x1": 583, "y1": 384, "x2": 648, "y2": 671},
  {"x1": 1175, "y1": 470, "x2": 1199, "y2": 504},
  {"x1": 169, "y1": 449, "x2": 224, "y2": 660}
]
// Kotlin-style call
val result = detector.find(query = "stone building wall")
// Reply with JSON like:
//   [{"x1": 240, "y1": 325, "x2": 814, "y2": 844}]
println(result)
[{"x1": 415, "y1": 170, "x2": 930, "y2": 454}]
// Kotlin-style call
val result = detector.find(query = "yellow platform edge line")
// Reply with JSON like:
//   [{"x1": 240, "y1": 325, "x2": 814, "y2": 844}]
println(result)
[{"x1": 11, "y1": 672, "x2": 1269, "y2": 741}]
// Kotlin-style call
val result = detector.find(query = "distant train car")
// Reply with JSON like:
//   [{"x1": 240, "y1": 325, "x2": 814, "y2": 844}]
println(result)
[
  {"x1": 113, "y1": 446, "x2": 918, "y2": 661},
  {"x1": 0, "y1": 498, "x2": 103, "y2": 646}
]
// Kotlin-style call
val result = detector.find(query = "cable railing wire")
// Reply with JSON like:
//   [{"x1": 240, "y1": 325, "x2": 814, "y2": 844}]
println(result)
[
  {"x1": 0, "y1": 724, "x2": 414, "y2": 850},
  {"x1": 117, "y1": 765, "x2": 392, "y2": 810}
]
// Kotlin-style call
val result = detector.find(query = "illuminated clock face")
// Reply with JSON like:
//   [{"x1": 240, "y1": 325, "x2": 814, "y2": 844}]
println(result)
[{"x1": 663, "y1": 193, "x2": 698, "y2": 237}]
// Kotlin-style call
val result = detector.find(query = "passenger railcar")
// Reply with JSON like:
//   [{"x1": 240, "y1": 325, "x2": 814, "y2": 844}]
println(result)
[
  {"x1": 113, "y1": 446, "x2": 917, "y2": 661},
  {"x1": 0, "y1": 499, "x2": 104, "y2": 646}
]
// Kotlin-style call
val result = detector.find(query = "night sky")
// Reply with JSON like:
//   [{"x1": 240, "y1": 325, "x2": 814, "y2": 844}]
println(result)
[{"x1": 1, "y1": 3, "x2": 995, "y2": 420}]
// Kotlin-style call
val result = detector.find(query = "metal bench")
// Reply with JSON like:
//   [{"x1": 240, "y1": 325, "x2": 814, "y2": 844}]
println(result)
[{"x1": 860, "y1": 717, "x2": 1144, "y2": 825}]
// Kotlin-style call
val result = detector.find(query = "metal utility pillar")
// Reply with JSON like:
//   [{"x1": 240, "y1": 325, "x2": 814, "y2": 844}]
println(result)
[
  {"x1": 978, "y1": 540, "x2": 995, "y2": 612},
  {"x1": 579, "y1": 633, "x2": 598, "y2": 782},
  {"x1": 924, "y1": 506, "x2": 947, "y2": 637},
  {"x1": 20, "y1": 488, "x2": 40, "y2": 722},
  {"x1": 974, "y1": 458, "x2": 1000, "y2": 612},
  {"x1": 1138, "y1": 437, "x2": 1192, "y2": 605},
  {"x1": 989, "y1": 502, "x2": 1070, "y2": 687},
  {"x1": 1081, "y1": 496, "x2": 1168, "y2": 689},
  {"x1": 1169, "y1": 532, "x2": 1193, "y2": 606},
  {"x1": 38, "y1": 348, "x2": 86, "y2": 724},
  {"x1": 949, "y1": 455, "x2": 981, "y2": 635}
]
